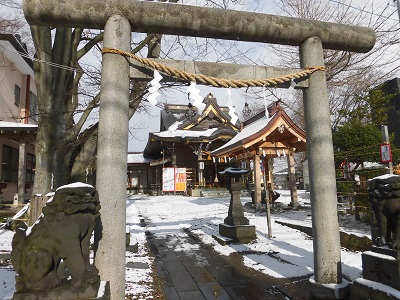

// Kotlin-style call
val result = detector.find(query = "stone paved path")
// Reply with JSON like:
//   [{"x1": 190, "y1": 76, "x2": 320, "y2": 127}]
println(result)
[{"x1": 144, "y1": 221, "x2": 310, "y2": 300}]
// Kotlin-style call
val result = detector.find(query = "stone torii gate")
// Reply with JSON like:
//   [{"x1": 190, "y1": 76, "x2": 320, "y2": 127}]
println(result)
[{"x1": 23, "y1": 1, "x2": 376, "y2": 299}]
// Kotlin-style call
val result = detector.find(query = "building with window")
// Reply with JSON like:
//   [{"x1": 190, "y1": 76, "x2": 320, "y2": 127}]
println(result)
[{"x1": 0, "y1": 34, "x2": 37, "y2": 204}]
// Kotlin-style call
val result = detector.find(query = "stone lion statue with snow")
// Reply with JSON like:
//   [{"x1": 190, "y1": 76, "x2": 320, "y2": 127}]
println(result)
[
  {"x1": 11, "y1": 183, "x2": 101, "y2": 293},
  {"x1": 368, "y1": 174, "x2": 400, "y2": 250}
]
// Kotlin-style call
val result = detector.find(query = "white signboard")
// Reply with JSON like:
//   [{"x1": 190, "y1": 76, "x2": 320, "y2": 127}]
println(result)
[{"x1": 162, "y1": 168, "x2": 175, "y2": 192}]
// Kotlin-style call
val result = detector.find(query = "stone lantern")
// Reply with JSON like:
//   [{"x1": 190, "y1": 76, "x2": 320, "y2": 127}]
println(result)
[{"x1": 217, "y1": 167, "x2": 256, "y2": 244}]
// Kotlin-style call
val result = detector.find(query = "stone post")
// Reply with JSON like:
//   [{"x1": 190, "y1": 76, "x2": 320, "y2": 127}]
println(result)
[
  {"x1": 28, "y1": 195, "x2": 47, "y2": 226},
  {"x1": 95, "y1": 15, "x2": 131, "y2": 300},
  {"x1": 300, "y1": 37, "x2": 348, "y2": 298},
  {"x1": 253, "y1": 153, "x2": 261, "y2": 207},
  {"x1": 287, "y1": 148, "x2": 298, "y2": 207},
  {"x1": 16, "y1": 139, "x2": 27, "y2": 207}
]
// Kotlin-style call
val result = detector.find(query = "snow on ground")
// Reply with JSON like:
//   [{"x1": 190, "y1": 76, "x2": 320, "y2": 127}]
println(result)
[{"x1": 0, "y1": 190, "x2": 371, "y2": 299}]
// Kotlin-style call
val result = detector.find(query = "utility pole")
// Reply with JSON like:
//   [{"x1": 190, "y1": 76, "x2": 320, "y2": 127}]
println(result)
[{"x1": 396, "y1": 0, "x2": 400, "y2": 23}]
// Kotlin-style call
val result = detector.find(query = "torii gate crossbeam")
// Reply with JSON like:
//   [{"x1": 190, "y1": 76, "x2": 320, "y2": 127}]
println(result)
[
  {"x1": 22, "y1": 1, "x2": 376, "y2": 299},
  {"x1": 23, "y1": 0, "x2": 375, "y2": 52}
]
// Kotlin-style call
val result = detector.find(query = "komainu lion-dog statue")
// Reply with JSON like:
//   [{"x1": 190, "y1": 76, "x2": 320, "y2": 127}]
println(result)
[
  {"x1": 368, "y1": 174, "x2": 400, "y2": 250},
  {"x1": 11, "y1": 183, "x2": 101, "y2": 293}
]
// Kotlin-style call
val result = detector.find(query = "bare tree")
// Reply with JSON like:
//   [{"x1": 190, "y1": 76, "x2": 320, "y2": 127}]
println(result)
[
  {"x1": 263, "y1": 0, "x2": 400, "y2": 128},
  {"x1": 27, "y1": 0, "x2": 257, "y2": 194}
]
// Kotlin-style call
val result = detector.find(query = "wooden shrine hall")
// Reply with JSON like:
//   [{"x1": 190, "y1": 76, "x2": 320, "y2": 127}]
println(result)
[
  {"x1": 211, "y1": 100, "x2": 307, "y2": 206},
  {"x1": 128, "y1": 93, "x2": 240, "y2": 194},
  {"x1": 129, "y1": 96, "x2": 306, "y2": 203}
]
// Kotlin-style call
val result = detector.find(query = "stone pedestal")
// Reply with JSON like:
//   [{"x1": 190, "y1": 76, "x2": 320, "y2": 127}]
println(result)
[
  {"x1": 308, "y1": 276, "x2": 349, "y2": 300},
  {"x1": 350, "y1": 278, "x2": 400, "y2": 300},
  {"x1": 219, "y1": 223, "x2": 256, "y2": 243},
  {"x1": 12, "y1": 280, "x2": 110, "y2": 300},
  {"x1": 362, "y1": 248, "x2": 400, "y2": 290},
  {"x1": 350, "y1": 247, "x2": 400, "y2": 299}
]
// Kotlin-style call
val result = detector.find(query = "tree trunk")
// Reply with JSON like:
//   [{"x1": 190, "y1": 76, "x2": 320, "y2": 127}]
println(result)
[{"x1": 31, "y1": 26, "x2": 75, "y2": 195}]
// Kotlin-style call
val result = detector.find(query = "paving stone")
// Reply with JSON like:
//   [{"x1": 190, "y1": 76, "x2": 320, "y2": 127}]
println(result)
[
  {"x1": 160, "y1": 250, "x2": 180, "y2": 262},
  {"x1": 178, "y1": 291, "x2": 207, "y2": 300},
  {"x1": 169, "y1": 270, "x2": 199, "y2": 292},
  {"x1": 224, "y1": 285, "x2": 261, "y2": 300},
  {"x1": 163, "y1": 286, "x2": 180, "y2": 300},
  {"x1": 198, "y1": 282, "x2": 231, "y2": 300},
  {"x1": 182, "y1": 262, "x2": 216, "y2": 284},
  {"x1": 204, "y1": 257, "x2": 242, "y2": 287},
  {"x1": 164, "y1": 260, "x2": 187, "y2": 273},
  {"x1": 155, "y1": 260, "x2": 175, "y2": 287}
]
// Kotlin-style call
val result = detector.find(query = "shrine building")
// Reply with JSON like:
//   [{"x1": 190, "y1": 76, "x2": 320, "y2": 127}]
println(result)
[
  {"x1": 128, "y1": 95, "x2": 307, "y2": 204},
  {"x1": 128, "y1": 93, "x2": 239, "y2": 194}
]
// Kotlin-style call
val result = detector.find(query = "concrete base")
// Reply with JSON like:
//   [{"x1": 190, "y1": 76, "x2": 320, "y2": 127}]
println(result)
[
  {"x1": 218, "y1": 223, "x2": 256, "y2": 244},
  {"x1": 362, "y1": 249, "x2": 400, "y2": 290},
  {"x1": 309, "y1": 276, "x2": 349, "y2": 300},
  {"x1": 13, "y1": 280, "x2": 110, "y2": 300},
  {"x1": 350, "y1": 278, "x2": 400, "y2": 300}
]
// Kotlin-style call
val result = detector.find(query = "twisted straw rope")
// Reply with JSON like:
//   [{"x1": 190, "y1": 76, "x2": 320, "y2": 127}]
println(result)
[{"x1": 102, "y1": 47, "x2": 325, "y2": 88}]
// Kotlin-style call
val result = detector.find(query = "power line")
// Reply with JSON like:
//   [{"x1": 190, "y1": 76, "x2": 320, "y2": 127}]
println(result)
[
  {"x1": 328, "y1": 0, "x2": 399, "y2": 22},
  {"x1": 0, "y1": 44, "x2": 83, "y2": 73}
]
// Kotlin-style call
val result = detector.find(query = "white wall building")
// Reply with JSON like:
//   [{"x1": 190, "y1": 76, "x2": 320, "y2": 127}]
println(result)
[{"x1": 0, "y1": 33, "x2": 37, "y2": 204}]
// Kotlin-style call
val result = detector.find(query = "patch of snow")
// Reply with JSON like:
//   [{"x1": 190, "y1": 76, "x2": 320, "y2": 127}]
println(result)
[
  {"x1": 56, "y1": 182, "x2": 94, "y2": 191},
  {"x1": 354, "y1": 278, "x2": 400, "y2": 298},
  {"x1": 154, "y1": 127, "x2": 218, "y2": 138}
]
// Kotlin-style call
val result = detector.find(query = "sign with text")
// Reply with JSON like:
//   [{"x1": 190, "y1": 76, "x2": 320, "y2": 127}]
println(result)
[
  {"x1": 175, "y1": 168, "x2": 187, "y2": 192},
  {"x1": 162, "y1": 167, "x2": 187, "y2": 192},
  {"x1": 380, "y1": 143, "x2": 392, "y2": 163},
  {"x1": 162, "y1": 168, "x2": 175, "y2": 192}
]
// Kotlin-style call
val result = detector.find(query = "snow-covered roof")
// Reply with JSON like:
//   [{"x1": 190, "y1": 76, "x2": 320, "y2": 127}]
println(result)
[
  {"x1": 0, "y1": 121, "x2": 37, "y2": 130},
  {"x1": 363, "y1": 162, "x2": 385, "y2": 169},
  {"x1": 127, "y1": 153, "x2": 153, "y2": 164},
  {"x1": 0, "y1": 34, "x2": 34, "y2": 76},
  {"x1": 153, "y1": 128, "x2": 218, "y2": 139},
  {"x1": 218, "y1": 167, "x2": 250, "y2": 175},
  {"x1": 213, "y1": 115, "x2": 273, "y2": 153}
]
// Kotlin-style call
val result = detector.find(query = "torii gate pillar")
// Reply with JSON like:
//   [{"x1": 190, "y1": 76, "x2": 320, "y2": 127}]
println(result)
[
  {"x1": 95, "y1": 15, "x2": 131, "y2": 300},
  {"x1": 300, "y1": 37, "x2": 347, "y2": 298}
]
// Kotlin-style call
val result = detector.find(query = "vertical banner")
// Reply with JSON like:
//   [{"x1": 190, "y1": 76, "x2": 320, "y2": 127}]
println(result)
[
  {"x1": 380, "y1": 143, "x2": 392, "y2": 163},
  {"x1": 175, "y1": 168, "x2": 187, "y2": 192},
  {"x1": 162, "y1": 168, "x2": 175, "y2": 192}
]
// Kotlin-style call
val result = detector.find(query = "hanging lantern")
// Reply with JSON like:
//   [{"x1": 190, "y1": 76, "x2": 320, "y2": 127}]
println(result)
[{"x1": 242, "y1": 101, "x2": 252, "y2": 117}]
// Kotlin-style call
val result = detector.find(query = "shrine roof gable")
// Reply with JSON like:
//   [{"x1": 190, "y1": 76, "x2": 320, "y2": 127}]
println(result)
[
  {"x1": 211, "y1": 105, "x2": 306, "y2": 157},
  {"x1": 179, "y1": 93, "x2": 239, "y2": 131}
]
